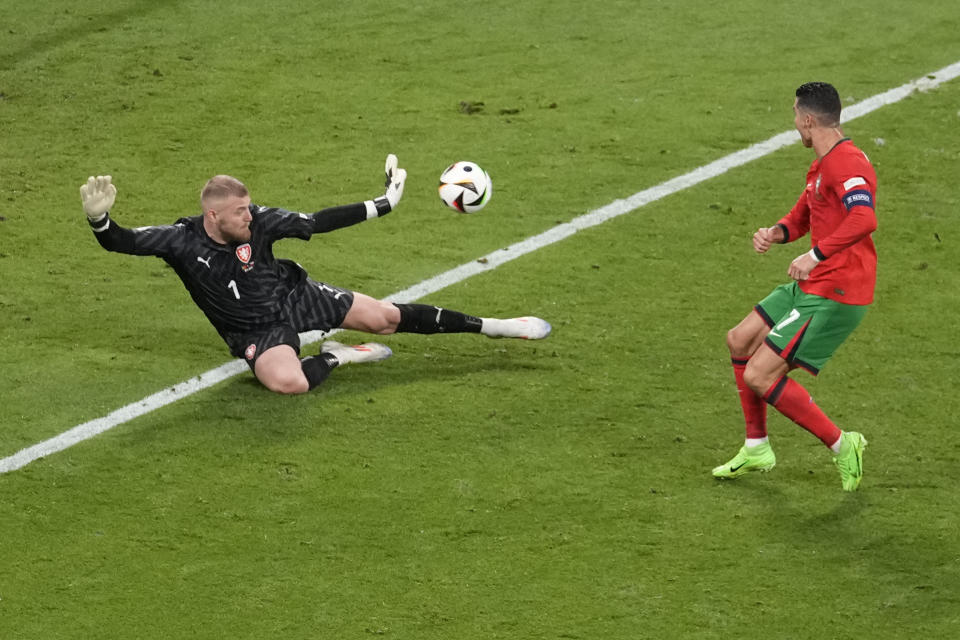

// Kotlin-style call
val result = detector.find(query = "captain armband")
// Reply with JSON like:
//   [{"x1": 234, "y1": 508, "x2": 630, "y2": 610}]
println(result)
[{"x1": 841, "y1": 189, "x2": 874, "y2": 211}]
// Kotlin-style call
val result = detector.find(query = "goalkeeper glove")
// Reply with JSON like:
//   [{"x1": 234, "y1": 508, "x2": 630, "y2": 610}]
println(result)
[
  {"x1": 80, "y1": 175, "x2": 117, "y2": 223},
  {"x1": 366, "y1": 154, "x2": 407, "y2": 218}
]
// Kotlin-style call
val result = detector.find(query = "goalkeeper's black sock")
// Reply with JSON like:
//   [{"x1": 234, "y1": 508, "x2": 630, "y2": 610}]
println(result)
[
  {"x1": 300, "y1": 353, "x2": 339, "y2": 390},
  {"x1": 394, "y1": 303, "x2": 482, "y2": 334}
]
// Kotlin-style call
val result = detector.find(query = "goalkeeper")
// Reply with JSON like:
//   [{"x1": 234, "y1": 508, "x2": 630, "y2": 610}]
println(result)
[{"x1": 80, "y1": 156, "x2": 551, "y2": 394}]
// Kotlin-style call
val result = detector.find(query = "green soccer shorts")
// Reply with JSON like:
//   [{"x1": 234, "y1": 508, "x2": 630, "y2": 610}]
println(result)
[{"x1": 754, "y1": 282, "x2": 868, "y2": 375}]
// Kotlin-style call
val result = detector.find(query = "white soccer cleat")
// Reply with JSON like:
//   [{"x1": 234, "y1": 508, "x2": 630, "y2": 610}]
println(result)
[
  {"x1": 321, "y1": 340, "x2": 393, "y2": 365},
  {"x1": 480, "y1": 317, "x2": 552, "y2": 340}
]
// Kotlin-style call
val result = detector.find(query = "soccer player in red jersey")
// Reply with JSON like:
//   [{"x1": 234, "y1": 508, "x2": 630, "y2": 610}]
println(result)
[{"x1": 714, "y1": 82, "x2": 876, "y2": 491}]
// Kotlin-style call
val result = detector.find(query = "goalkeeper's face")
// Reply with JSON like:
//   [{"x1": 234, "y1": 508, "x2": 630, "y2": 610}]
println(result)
[{"x1": 208, "y1": 195, "x2": 253, "y2": 243}]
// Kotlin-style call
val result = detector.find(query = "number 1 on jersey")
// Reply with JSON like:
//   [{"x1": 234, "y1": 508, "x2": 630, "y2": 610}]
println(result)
[{"x1": 227, "y1": 280, "x2": 240, "y2": 299}]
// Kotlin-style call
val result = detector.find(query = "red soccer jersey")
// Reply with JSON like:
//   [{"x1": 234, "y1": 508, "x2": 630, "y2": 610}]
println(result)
[{"x1": 777, "y1": 138, "x2": 878, "y2": 305}]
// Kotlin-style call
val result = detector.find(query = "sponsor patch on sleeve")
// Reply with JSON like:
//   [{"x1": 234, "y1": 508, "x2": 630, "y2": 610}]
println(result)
[
  {"x1": 842, "y1": 189, "x2": 874, "y2": 210},
  {"x1": 843, "y1": 176, "x2": 867, "y2": 191}
]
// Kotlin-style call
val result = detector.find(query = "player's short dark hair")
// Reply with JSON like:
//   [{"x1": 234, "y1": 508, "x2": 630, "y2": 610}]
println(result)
[
  {"x1": 795, "y1": 82, "x2": 841, "y2": 126},
  {"x1": 201, "y1": 175, "x2": 248, "y2": 211}
]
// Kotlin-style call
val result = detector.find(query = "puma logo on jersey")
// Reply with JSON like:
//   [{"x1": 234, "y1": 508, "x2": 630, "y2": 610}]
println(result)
[{"x1": 197, "y1": 256, "x2": 212, "y2": 269}]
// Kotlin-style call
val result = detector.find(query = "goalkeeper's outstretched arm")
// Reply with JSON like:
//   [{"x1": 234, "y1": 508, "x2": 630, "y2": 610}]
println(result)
[
  {"x1": 80, "y1": 175, "x2": 170, "y2": 255},
  {"x1": 310, "y1": 154, "x2": 407, "y2": 233},
  {"x1": 81, "y1": 174, "x2": 136, "y2": 253}
]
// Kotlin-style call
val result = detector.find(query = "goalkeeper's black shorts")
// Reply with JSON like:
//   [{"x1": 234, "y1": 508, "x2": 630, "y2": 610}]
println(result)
[{"x1": 221, "y1": 278, "x2": 355, "y2": 369}]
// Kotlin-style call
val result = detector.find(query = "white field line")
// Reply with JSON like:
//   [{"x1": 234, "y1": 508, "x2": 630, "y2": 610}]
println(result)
[{"x1": 4, "y1": 60, "x2": 960, "y2": 473}]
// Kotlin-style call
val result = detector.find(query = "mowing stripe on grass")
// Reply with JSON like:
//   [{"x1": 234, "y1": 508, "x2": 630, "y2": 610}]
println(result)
[{"x1": 3, "y1": 60, "x2": 959, "y2": 473}]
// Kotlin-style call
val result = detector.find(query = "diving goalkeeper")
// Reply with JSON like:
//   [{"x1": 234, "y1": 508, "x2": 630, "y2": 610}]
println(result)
[{"x1": 81, "y1": 156, "x2": 551, "y2": 394}]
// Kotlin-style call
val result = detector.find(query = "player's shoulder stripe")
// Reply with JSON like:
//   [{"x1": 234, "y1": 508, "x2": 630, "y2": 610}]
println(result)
[{"x1": 843, "y1": 176, "x2": 867, "y2": 191}]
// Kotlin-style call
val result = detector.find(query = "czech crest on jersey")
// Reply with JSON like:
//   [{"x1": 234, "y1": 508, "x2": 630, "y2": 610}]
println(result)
[{"x1": 236, "y1": 243, "x2": 255, "y2": 271}]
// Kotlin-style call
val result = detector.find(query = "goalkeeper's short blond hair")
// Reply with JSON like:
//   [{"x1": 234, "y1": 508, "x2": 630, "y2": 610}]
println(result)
[{"x1": 200, "y1": 175, "x2": 248, "y2": 212}]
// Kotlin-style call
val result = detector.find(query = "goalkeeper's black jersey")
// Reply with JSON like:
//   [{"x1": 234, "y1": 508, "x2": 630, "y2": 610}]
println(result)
[{"x1": 90, "y1": 203, "x2": 367, "y2": 335}]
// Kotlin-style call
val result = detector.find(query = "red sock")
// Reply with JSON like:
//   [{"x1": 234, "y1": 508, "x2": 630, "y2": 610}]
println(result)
[
  {"x1": 732, "y1": 358, "x2": 767, "y2": 439},
  {"x1": 763, "y1": 376, "x2": 841, "y2": 447}
]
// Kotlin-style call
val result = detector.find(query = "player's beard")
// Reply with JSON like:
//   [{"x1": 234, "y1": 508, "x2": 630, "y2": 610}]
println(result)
[{"x1": 222, "y1": 223, "x2": 251, "y2": 244}]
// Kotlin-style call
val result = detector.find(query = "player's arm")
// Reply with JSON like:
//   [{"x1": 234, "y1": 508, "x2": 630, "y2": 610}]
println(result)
[
  {"x1": 787, "y1": 175, "x2": 877, "y2": 280},
  {"x1": 310, "y1": 154, "x2": 407, "y2": 234},
  {"x1": 774, "y1": 191, "x2": 811, "y2": 245},
  {"x1": 80, "y1": 175, "x2": 180, "y2": 256},
  {"x1": 780, "y1": 192, "x2": 820, "y2": 280},
  {"x1": 811, "y1": 176, "x2": 877, "y2": 260},
  {"x1": 752, "y1": 191, "x2": 808, "y2": 253},
  {"x1": 81, "y1": 174, "x2": 134, "y2": 252},
  {"x1": 263, "y1": 155, "x2": 408, "y2": 238},
  {"x1": 788, "y1": 174, "x2": 877, "y2": 281}
]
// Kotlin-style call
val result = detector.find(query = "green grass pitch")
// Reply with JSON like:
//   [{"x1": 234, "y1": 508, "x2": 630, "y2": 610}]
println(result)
[{"x1": 2, "y1": 1, "x2": 960, "y2": 638}]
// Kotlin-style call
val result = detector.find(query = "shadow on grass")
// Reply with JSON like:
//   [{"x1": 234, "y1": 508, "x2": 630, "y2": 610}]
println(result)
[{"x1": 116, "y1": 346, "x2": 555, "y2": 451}]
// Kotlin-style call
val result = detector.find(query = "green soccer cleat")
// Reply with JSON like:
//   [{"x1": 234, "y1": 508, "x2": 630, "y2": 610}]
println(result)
[
  {"x1": 833, "y1": 431, "x2": 867, "y2": 491},
  {"x1": 712, "y1": 442, "x2": 776, "y2": 479}
]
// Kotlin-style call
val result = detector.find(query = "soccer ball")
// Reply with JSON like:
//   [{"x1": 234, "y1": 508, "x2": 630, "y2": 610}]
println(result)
[{"x1": 438, "y1": 161, "x2": 492, "y2": 213}]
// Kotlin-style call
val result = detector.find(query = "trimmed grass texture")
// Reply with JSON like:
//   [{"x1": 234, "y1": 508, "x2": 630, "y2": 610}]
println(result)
[{"x1": 2, "y1": 1, "x2": 960, "y2": 637}]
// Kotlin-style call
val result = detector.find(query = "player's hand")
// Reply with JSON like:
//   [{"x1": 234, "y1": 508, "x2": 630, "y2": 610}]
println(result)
[
  {"x1": 752, "y1": 226, "x2": 782, "y2": 253},
  {"x1": 369, "y1": 154, "x2": 407, "y2": 216},
  {"x1": 788, "y1": 251, "x2": 818, "y2": 281},
  {"x1": 80, "y1": 175, "x2": 117, "y2": 222},
  {"x1": 383, "y1": 153, "x2": 406, "y2": 210}
]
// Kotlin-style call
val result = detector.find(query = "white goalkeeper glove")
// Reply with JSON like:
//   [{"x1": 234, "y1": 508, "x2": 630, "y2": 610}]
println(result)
[
  {"x1": 365, "y1": 154, "x2": 407, "y2": 218},
  {"x1": 80, "y1": 175, "x2": 117, "y2": 223}
]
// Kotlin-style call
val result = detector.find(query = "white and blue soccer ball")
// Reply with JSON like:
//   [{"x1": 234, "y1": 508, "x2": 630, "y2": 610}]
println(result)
[{"x1": 438, "y1": 161, "x2": 492, "y2": 213}]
